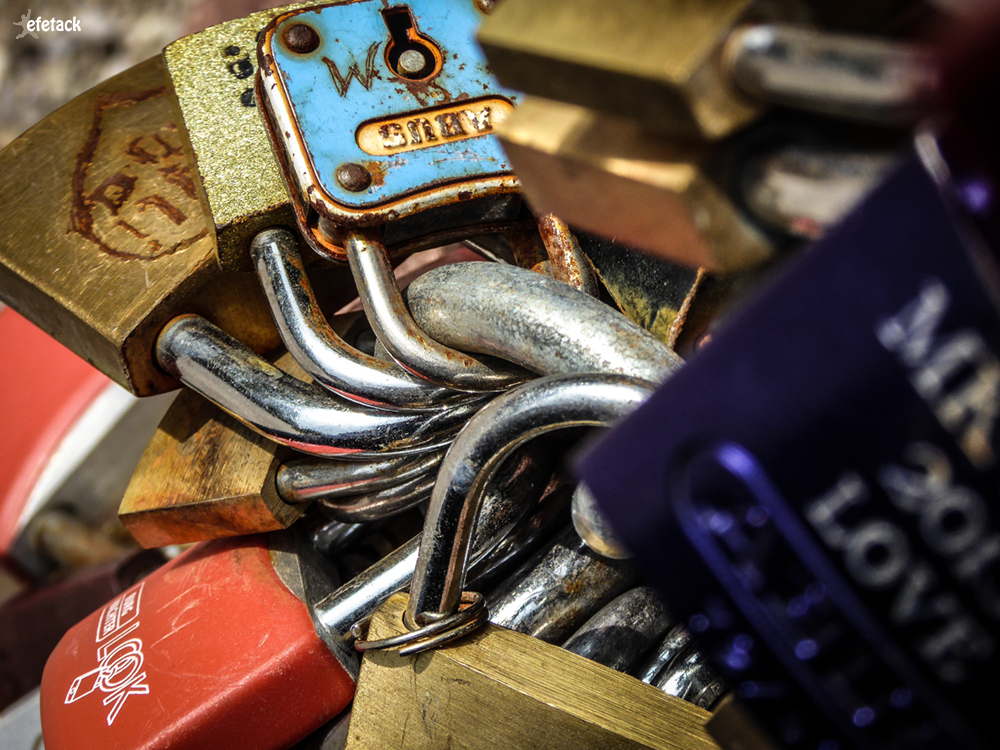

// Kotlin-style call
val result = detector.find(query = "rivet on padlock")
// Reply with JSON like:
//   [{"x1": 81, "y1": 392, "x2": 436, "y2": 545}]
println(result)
[
  {"x1": 347, "y1": 374, "x2": 722, "y2": 750},
  {"x1": 40, "y1": 445, "x2": 553, "y2": 750}
]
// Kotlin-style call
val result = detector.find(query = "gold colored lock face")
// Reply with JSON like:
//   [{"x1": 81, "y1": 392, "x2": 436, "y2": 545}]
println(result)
[
  {"x1": 0, "y1": 55, "x2": 281, "y2": 395},
  {"x1": 347, "y1": 593, "x2": 723, "y2": 750},
  {"x1": 497, "y1": 96, "x2": 772, "y2": 272},
  {"x1": 119, "y1": 385, "x2": 298, "y2": 548},
  {"x1": 477, "y1": 0, "x2": 762, "y2": 141},
  {"x1": 163, "y1": 2, "x2": 325, "y2": 271}
]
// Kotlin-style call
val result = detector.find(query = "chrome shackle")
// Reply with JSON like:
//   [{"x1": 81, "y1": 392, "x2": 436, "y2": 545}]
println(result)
[{"x1": 393, "y1": 374, "x2": 656, "y2": 655}]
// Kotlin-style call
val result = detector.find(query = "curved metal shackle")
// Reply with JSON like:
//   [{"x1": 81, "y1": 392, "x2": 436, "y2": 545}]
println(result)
[
  {"x1": 725, "y1": 23, "x2": 935, "y2": 125},
  {"x1": 406, "y1": 262, "x2": 682, "y2": 384},
  {"x1": 313, "y1": 443, "x2": 556, "y2": 649},
  {"x1": 276, "y1": 450, "x2": 444, "y2": 504},
  {"x1": 407, "y1": 373, "x2": 656, "y2": 627},
  {"x1": 155, "y1": 315, "x2": 484, "y2": 458},
  {"x1": 251, "y1": 227, "x2": 465, "y2": 410},
  {"x1": 345, "y1": 228, "x2": 530, "y2": 392}
]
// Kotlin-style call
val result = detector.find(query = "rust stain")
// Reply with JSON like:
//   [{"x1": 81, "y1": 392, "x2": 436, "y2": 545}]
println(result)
[{"x1": 362, "y1": 160, "x2": 388, "y2": 187}]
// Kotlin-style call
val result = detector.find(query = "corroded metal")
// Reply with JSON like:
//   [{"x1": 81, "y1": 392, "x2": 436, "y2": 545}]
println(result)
[
  {"x1": 256, "y1": 0, "x2": 521, "y2": 261},
  {"x1": 487, "y1": 526, "x2": 638, "y2": 643},
  {"x1": 537, "y1": 214, "x2": 598, "y2": 296}
]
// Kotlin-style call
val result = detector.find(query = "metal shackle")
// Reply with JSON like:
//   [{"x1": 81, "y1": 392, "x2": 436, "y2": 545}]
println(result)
[
  {"x1": 155, "y1": 315, "x2": 484, "y2": 458},
  {"x1": 345, "y1": 228, "x2": 530, "y2": 392},
  {"x1": 251, "y1": 227, "x2": 466, "y2": 410},
  {"x1": 406, "y1": 373, "x2": 656, "y2": 632}
]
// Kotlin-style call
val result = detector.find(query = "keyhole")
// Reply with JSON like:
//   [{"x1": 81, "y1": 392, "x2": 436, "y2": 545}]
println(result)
[{"x1": 382, "y1": 6, "x2": 442, "y2": 80}]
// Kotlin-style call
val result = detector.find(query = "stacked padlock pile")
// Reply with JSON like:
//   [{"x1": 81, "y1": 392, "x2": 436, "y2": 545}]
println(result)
[{"x1": 0, "y1": 0, "x2": 972, "y2": 749}]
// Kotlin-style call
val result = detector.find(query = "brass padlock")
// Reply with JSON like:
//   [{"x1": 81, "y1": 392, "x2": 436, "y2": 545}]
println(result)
[
  {"x1": 478, "y1": 0, "x2": 933, "y2": 140},
  {"x1": 0, "y1": 55, "x2": 281, "y2": 395},
  {"x1": 347, "y1": 373, "x2": 721, "y2": 749},
  {"x1": 495, "y1": 95, "x2": 772, "y2": 271}
]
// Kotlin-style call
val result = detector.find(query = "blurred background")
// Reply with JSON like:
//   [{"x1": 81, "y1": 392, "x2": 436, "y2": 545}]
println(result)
[{"x1": 0, "y1": 0, "x2": 289, "y2": 148}]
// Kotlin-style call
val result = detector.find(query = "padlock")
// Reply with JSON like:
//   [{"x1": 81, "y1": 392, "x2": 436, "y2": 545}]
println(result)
[
  {"x1": 494, "y1": 96, "x2": 773, "y2": 271},
  {"x1": 117, "y1": 381, "x2": 301, "y2": 548},
  {"x1": 574, "y1": 141, "x2": 1000, "y2": 748},
  {"x1": 0, "y1": 548, "x2": 165, "y2": 711},
  {"x1": 40, "y1": 440, "x2": 554, "y2": 750},
  {"x1": 346, "y1": 373, "x2": 722, "y2": 750},
  {"x1": 161, "y1": 3, "x2": 321, "y2": 271},
  {"x1": 255, "y1": 0, "x2": 541, "y2": 391},
  {"x1": 0, "y1": 55, "x2": 283, "y2": 395},
  {"x1": 478, "y1": 0, "x2": 934, "y2": 141}
]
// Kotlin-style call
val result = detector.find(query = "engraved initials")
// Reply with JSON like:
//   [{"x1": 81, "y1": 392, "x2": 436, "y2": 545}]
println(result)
[{"x1": 322, "y1": 43, "x2": 381, "y2": 97}]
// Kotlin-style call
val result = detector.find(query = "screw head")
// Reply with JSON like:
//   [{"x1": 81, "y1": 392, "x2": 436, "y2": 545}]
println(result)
[
  {"x1": 336, "y1": 163, "x2": 372, "y2": 192},
  {"x1": 282, "y1": 23, "x2": 320, "y2": 54}
]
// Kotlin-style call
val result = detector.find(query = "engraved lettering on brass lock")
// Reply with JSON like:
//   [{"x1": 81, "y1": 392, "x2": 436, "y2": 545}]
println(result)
[{"x1": 69, "y1": 90, "x2": 208, "y2": 261}]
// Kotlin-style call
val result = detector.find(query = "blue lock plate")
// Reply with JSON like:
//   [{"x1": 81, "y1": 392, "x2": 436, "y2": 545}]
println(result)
[{"x1": 258, "y1": 0, "x2": 520, "y2": 254}]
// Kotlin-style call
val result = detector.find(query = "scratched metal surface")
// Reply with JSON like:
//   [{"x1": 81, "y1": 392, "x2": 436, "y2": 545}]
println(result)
[{"x1": 262, "y1": 0, "x2": 519, "y2": 212}]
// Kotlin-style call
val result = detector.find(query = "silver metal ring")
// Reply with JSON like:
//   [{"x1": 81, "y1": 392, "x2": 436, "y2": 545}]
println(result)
[{"x1": 352, "y1": 591, "x2": 487, "y2": 655}]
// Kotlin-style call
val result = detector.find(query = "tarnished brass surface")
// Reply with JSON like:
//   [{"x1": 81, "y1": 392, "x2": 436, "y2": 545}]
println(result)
[
  {"x1": 164, "y1": 3, "x2": 322, "y2": 270},
  {"x1": 0, "y1": 55, "x2": 280, "y2": 395},
  {"x1": 478, "y1": 0, "x2": 760, "y2": 140},
  {"x1": 119, "y1": 360, "x2": 302, "y2": 548},
  {"x1": 498, "y1": 96, "x2": 772, "y2": 272},
  {"x1": 346, "y1": 593, "x2": 722, "y2": 750}
]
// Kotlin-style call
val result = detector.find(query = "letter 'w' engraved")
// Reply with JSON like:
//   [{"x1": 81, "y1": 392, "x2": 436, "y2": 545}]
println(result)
[{"x1": 322, "y1": 42, "x2": 380, "y2": 97}]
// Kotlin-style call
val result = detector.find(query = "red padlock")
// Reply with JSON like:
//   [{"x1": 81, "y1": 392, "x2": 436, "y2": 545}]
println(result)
[{"x1": 40, "y1": 533, "x2": 354, "y2": 750}]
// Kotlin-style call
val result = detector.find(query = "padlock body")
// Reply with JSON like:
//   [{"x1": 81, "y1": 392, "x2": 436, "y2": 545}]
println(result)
[
  {"x1": 258, "y1": 0, "x2": 521, "y2": 258},
  {"x1": 40, "y1": 534, "x2": 354, "y2": 750}
]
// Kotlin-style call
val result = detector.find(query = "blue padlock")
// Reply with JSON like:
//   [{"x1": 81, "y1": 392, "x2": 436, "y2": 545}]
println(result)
[{"x1": 257, "y1": 0, "x2": 522, "y2": 260}]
